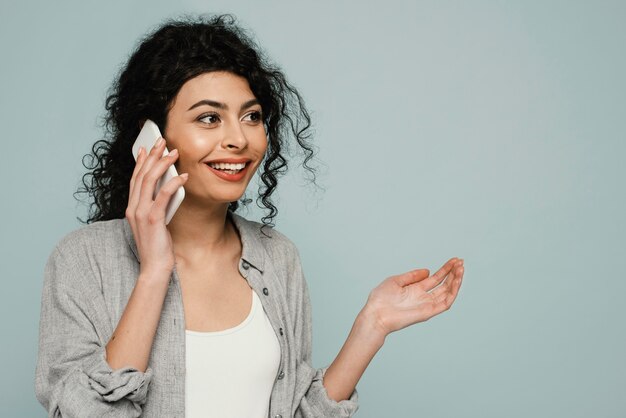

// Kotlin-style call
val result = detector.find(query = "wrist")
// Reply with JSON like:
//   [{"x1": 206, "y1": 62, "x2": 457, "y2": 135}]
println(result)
[
  {"x1": 137, "y1": 268, "x2": 173, "y2": 287},
  {"x1": 354, "y1": 305, "x2": 388, "y2": 346}
]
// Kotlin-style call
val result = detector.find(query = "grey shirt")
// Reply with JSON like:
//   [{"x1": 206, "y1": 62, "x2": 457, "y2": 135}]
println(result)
[{"x1": 35, "y1": 212, "x2": 359, "y2": 417}]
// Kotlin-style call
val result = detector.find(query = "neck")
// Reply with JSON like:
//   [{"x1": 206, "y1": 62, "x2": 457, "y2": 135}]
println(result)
[{"x1": 166, "y1": 199, "x2": 236, "y2": 263}]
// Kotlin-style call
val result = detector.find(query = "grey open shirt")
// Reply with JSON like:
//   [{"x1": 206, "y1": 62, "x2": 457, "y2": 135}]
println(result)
[{"x1": 35, "y1": 212, "x2": 359, "y2": 417}]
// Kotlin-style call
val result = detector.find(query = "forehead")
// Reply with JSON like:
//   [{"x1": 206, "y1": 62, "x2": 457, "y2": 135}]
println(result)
[{"x1": 173, "y1": 71, "x2": 255, "y2": 107}]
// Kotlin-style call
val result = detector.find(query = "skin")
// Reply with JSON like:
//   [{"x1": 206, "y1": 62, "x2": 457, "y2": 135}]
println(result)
[{"x1": 105, "y1": 71, "x2": 465, "y2": 403}]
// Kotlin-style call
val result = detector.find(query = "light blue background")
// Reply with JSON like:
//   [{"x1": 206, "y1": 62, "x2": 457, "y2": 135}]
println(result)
[{"x1": 1, "y1": 1, "x2": 624, "y2": 417}]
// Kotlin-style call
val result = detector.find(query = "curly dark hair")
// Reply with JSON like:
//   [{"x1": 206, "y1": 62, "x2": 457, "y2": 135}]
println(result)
[{"x1": 75, "y1": 13, "x2": 318, "y2": 232}]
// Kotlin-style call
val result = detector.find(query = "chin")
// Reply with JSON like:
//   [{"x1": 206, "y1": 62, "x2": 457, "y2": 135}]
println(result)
[
  {"x1": 205, "y1": 191, "x2": 248, "y2": 205},
  {"x1": 186, "y1": 181, "x2": 251, "y2": 206}
]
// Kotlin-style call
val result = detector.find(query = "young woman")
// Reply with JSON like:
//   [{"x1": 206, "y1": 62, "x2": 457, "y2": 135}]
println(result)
[{"x1": 35, "y1": 14, "x2": 464, "y2": 418}]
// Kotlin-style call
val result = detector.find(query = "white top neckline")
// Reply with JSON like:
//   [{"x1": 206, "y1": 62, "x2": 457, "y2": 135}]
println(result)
[{"x1": 184, "y1": 289, "x2": 257, "y2": 337}]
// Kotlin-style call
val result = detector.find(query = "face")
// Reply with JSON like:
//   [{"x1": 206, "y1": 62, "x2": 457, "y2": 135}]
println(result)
[{"x1": 163, "y1": 71, "x2": 267, "y2": 207}]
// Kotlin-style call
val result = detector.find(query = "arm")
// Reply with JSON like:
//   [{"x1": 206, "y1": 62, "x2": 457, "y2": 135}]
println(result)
[
  {"x1": 35, "y1": 246, "x2": 154, "y2": 418},
  {"x1": 105, "y1": 270, "x2": 170, "y2": 372},
  {"x1": 321, "y1": 307, "x2": 385, "y2": 402},
  {"x1": 35, "y1": 132, "x2": 186, "y2": 417},
  {"x1": 323, "y1": 258, "x2": 465, "y2": 402},
  {"x1": 107, "y1": 136, "x2": 187, "y2": 372}
]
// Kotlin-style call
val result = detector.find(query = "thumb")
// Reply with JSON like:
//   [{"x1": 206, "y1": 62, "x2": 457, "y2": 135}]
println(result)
[{"x1": 393, "y1": 268, "x2": 430, "y2": 287}]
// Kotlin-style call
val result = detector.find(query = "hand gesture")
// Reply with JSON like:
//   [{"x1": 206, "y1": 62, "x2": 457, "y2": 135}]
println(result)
[
  {"x1": 125, "y1": 138, "x2": 188, "y2": 280},
  {"x1": 365, "y1": 258, "x2": 465, "y2": 337}
]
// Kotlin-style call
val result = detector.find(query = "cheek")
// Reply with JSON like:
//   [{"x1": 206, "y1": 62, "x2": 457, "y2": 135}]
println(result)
[
  {"x1": 171, "y1": 150, "x2": 197, "y2": 173},
  {"x1": 169, "y1": 130, "x2": 206, "y2": 163},
  {"x1": 260, "y1": 138, "x2": 268, "y2": 155},
  {"x1": 255, "y1": 131, "x2": 269, "y2": 154}
]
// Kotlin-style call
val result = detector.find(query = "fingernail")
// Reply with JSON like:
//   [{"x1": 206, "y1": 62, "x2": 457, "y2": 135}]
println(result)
[
  {"x1": 181, "y1": 173, "x2": 189, "y2": 179},
  {"x1": 156, "y1": 137, "x2": 164, "y2": 146},
  {"x1": 170, "y1": 149, "x2": 178, "y2": 156}
]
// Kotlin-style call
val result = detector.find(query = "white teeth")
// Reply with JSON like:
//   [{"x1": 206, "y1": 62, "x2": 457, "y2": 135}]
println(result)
[{"x1": 207, "y1": 162, "x2": 247, "y2": 170}]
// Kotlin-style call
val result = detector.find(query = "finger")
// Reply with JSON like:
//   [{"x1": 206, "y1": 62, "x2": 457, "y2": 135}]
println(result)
[
  {"x1": 131, "y1": 138, "x2": 166, "y2": 214},
  {"x1": 445, "y1": 264, "x2": 465, "y2": 306},
  {"x1": 151, "y1": 173, "x2": 189, "y2": 219},
  {"x1": 137, "y1": 137, "x2": 167, "y2": 181},
  {"x1": 130, "y1": 146, "x2": 146, "y2": 190},
  {"x1": 430, "y1": 260, "x2": 463, "y2": 294},
  {"x1": 393, "y1": 269, "x2": 430, "y2": 287},
  {"x1": 128, "y1": 147, "x2": 147, "y2": 209},
  {"x1": 137, "y1": 148, "x2": 180, "y2": 215},
  {"x1": 418, "y1": 257, "x2": 459, "y2": 292},
  {"x1": 127, "y1": 147, "x2": 148, "y2": 227},
  {"x1": 431, "y1": 263, "x2": 464, "y2": 308}
]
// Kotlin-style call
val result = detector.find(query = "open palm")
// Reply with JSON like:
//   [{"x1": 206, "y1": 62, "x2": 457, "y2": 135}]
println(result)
[{"x1": 366, "y1": 257, "x2": 465, "y2": 336}]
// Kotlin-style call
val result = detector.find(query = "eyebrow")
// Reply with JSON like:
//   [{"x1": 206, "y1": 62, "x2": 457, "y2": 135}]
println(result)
[{"x1": 187, "y1": 98, "x2": 260, "y2": 112}]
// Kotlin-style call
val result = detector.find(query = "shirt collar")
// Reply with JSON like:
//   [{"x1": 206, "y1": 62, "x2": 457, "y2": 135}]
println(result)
[
  {"x1": 122, "y1": 211, "x2": 266, "y2": 273},
  {"x1": 229, "y1": 211, "x2": 265, "y2": 273}
]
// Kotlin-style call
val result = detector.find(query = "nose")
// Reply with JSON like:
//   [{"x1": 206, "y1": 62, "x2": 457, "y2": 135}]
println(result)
[{"x1": 221, "y1": 120, "x2": 248, "y2": 150}]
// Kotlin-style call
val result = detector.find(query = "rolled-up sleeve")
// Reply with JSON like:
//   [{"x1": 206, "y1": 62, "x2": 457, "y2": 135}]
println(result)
[
  {"x1": 289, "y1": 245, "x2": 359, "y2": 417},
  {"x1": 35, "y1": 246, "x2": 153, "y2": 417}
]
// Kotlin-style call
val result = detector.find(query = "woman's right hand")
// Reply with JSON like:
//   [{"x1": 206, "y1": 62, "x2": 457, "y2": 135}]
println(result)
[{"x1": 125, "y1": 137, "x2": 189, "y2": 280}]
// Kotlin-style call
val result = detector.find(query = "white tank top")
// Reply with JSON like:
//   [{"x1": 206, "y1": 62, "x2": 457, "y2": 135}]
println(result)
[{"x1": 184, "y1": 289, "x2": 281, "y2": 418}]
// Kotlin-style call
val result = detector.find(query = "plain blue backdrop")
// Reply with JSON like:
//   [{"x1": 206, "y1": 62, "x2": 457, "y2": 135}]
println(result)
[{"x1": 1, "y1": 1, "x2": 625, "y2": 416}]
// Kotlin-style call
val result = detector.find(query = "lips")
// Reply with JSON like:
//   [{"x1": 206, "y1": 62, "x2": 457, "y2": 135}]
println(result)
[
  {"x1": 204, "y1": 158, "x2": 251, "y2": 164},
  {"x1": 204, "y1": 161, "x2": 250, "y2": 181},
  {"x1": 206, "y1": 161, "x2": 247, "y2": 172}
]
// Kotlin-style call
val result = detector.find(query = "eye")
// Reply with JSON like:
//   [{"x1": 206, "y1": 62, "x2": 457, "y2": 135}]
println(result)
[
  {"x1": 198, "y1": 113, "x2": 220, "y2": 125},
  {"x1": 243, "y1": 110, "x2": 263, "y2": 123}
]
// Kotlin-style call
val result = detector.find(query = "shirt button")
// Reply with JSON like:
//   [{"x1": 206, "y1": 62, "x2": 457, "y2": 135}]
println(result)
[
  {"x1": 242, "y1": 260, "x2": 250, "y2": 270},
  {"x1": 263, "y1": 287, "x2": 269, "y2": 295},
  {"x1": 277, "y1": 371, "x2": 284, "y2": 380},
  {"x1": 279, "y1": 327, "x2": 283, "y2": 336},
  {"x1": 274, "y1": 415, "x2": 282, "y2": 418}
]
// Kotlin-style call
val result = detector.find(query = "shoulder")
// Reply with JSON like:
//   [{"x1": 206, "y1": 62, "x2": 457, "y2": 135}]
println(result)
[
  {"x1": 231, "y1": 212, "x2": 299, "y2": 252},
  {"x1": 45, "y1": 219, "x2": 130, "y2": 290},
  {"x1": 51, "y1": 218, "x2": 127, "y2": 261}
]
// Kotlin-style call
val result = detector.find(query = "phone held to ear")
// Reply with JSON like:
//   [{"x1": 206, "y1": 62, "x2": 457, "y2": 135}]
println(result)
[{"x1": 131, "y1": 119, "x2": 185, "y2": 225}]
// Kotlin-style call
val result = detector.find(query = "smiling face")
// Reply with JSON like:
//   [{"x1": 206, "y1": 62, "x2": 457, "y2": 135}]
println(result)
[{"x1": 163, "y1": 71, "x2": 267, "y2": 208}]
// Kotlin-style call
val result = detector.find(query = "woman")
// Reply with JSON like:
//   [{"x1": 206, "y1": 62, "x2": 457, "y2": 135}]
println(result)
[{"x1": 35, "y1": 14, "x2": 464, "y2": 418}]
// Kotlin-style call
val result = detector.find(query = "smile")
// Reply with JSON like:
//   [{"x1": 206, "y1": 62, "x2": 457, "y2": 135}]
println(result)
[
  {"x1": 204, "y1": 161, "x2": 250, "y2": 181},
  {"x1": 206, "y1": 162, "x2": 247, "y2": 174}
]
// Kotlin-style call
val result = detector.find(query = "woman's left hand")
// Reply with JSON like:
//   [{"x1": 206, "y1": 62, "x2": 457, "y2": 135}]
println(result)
[{"x1": 362, "y1": 257, "x2": 465, "y2": 338}]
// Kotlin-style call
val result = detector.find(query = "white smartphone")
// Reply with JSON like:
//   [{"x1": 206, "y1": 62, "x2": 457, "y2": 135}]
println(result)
[{"x1": 131, "y1": 119, "x2": 185, "y2": 225}]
